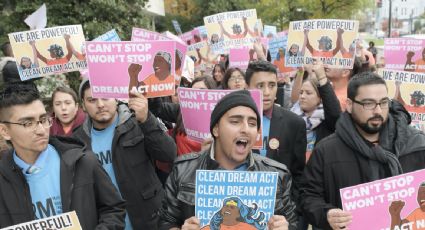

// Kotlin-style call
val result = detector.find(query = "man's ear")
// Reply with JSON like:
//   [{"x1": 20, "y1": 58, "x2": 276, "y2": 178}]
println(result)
[
  {"x1": 346, "y1": 98, "x2": 353, "y2": 114},
  {"x1": 212, "y1": 124, "x2": 219, "y2": 139},
  {"x1": 0, "y1": 124, "x2": 11, "y2": 141},
  {"x1": 81, "y1": 101, "x2": 87, "y2": 112}
]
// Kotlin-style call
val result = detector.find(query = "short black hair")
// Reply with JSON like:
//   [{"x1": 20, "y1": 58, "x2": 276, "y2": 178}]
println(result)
[
  {"x1": 347, "y1": 72, "x2": 387, "y2": 100},
  {"x1": 0, "y1": 83, "x2": 40, "y2": 120},
  {"x1": 245, "y1": 60, "x2": 277, "y2": 85},
  {"x1": 80, "y1": 80, "x2": 91, "y2": 100}
]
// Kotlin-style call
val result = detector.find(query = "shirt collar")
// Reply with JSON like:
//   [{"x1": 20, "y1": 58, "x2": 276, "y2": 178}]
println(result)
[
  {"x1": 263, "y1": 105, "x2": 274, "y2": 119},
  {"x1": 13, "y1": 145, "x2": 51, "y2": 175}
]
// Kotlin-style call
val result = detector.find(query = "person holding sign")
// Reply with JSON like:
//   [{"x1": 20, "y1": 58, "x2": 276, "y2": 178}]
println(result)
[
  {"x1": 29, "y1": 34, "x2": 74, "y2": 66},
  {"x1": 159, "y1": 90, "x2": 297, "y2": 230},
  {"x1": 73, "y1": 79, "x2": 177, "y2": 229},
  {"x1": 301, "y1": 72, "x2": 425, "y2": 229},
  {"x1": 304, "y1": 28, "x2": 344, "y2": 58},
  {"x1": 245, "y1": 61, "x2": 307, "y2": 212},
  {"x1": 0, "y1": 83, "x2": 125, "y2": 229}
]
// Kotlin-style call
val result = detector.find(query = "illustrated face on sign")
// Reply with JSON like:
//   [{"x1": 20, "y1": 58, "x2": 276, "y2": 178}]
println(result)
[
  {"x1": 289, "y1": 44, "x2": 299, "y2": 56},
  {"x1": 153, "y1": 54, "x2": 171, "y2": 79},
  {"x1": 20, "y1": 57, "x2": 32, "y2": 69},
  {"x1": 220, "y1": 202, "x2": 241, "y2": 224},
  {"x1": 211, "y1": 34, "x2": 220, "y2": 44},
  {"x1": 48, "y1": 44, "x2": 64, "y2": 59},
  {"x1": 422, "y1": 48, "x2": 425, "y2": 60},
  {"x1": 232, "y1": 24, "x2": 242, "y2": 35},
  {"x1": 410, "y1": 91, "x2": 425, "y2": 107},
  {"x1": 417, "y1": 185, "x2": 425, "y2": 210}
]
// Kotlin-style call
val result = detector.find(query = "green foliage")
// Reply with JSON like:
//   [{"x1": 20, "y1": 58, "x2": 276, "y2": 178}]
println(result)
[{"x1": 0, "y1": 0, "x2": 150, "y2": 44}]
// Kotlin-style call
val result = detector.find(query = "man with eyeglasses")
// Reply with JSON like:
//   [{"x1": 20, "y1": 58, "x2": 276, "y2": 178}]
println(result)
[
  {"x1": 0, "y1": 83, "x2": 125, "y2": 229},
  {"x1": 300, "y1": 72, "x2": 425, "y2": 230}
]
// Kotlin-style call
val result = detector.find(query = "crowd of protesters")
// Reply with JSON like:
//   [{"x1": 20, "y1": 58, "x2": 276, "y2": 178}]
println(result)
[{"x1": 1, "y1": 20, "x2": 425, "y2": 230}]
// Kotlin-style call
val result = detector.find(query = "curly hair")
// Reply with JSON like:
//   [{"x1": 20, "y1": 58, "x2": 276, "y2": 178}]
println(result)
[
  {"x1": 48, "y1": 44, "x2": 65, "y2": 58},
  {"x1": 209, "y1": 197, "x2": 266, "y2": 230}
]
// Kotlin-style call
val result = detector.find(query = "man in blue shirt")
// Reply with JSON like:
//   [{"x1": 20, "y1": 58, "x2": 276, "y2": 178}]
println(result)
[
  {"x1": 0, "y1": 83, "x2": 125, "y2": 229},
  {"x1": 73, "y1": 79, "x2": 177, "y2": 229}
]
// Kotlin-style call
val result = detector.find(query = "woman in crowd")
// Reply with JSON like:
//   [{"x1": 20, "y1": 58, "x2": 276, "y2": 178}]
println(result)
[
  {"x1": 212, "y1": 63, "x2": 226, "y2": 88},
  {"x1": 290, "y1": 62, "x2": 341, "y2": 229},
  {"x1": 291, "y1": 62, "x2": 341, "y2": 162},
  {"x1": 50, "y1": 86, "x2": 86, "y2": 136},
  {"x1": 221, "y1": 67, "x2": 247, "y2": 90}
]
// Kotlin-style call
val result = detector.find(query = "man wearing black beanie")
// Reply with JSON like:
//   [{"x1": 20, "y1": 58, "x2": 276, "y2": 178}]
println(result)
[{"x1": 159, "y1": 90, "x2": 298, "y2": 230}]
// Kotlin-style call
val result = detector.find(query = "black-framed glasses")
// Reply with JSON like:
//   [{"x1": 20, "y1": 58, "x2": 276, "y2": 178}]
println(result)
[
  {"x1": 0, "y1": 117, "x2": 53, "y2": 131},
  {"x1": 352, "y1": 98, "x2": 391, "y2": 110}
]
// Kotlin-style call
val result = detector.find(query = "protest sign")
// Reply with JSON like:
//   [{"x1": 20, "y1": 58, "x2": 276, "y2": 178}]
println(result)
[
  {"x1": 172, "y1": 20, "x2": 183, "y2": 35},
  {"x1": 340, "y1": 169, "x2": 425, "y2": 230},
  {"x1": 268, "y1": 35, "x2": 296, "y2": 75},
  {"x1": 24, "y1": 3, "x2": 47, "y2": 30},
  {"x1": 8, "y1": 25, "x2": 87, "y2": 81},
  {"x1": 131, "y1": 27, "x2": 169, "y2": 42},
  {"x1": 285, "y1": 19, "x2": 359, "y2": 69},
  {"x1": 0, "y1": 211, "x2": 81, "y2": 230},
  {"x1": 204, "y1": 9, "x2": 258, "y2": 52},
  {"x1": 162, "y1": 31, "x2": 188, "y2": 83},
  {"x1": 181, "y1": 55, "x2": 195, "y2": 82},
  {"x1": 195, "y1": 170, "x2": 278, "y2": 229},
  {"x1": 85, "y1": 41, "x2": 175, "y2": 99},
  {"x1": 93, "y1": 29, "x2": 120, "y2": 42},
  {"x1": 229, "y1": 47, "x2": 251, "y2": 70},
  {"x1": 196, "y1": 26, "x2": 209, "y2": 41},
  {"x1": 384, "y1": 38, "x2": 425, "y2": 72},
  {"x1": 380, "y1": 69, "x2": 425, "y2": 132},
  {"x1": 263, "y1": 25, "x2": 277, "y2": 38},
  {"x1": 178, "y1": 88, "x2": 263, "y2": 148},
  {"x1": 186, "y1": 41, "x2": 217, "y2": 72}
]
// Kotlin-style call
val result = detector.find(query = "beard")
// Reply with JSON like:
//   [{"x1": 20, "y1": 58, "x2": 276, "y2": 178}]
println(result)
[{"x1": 354, "y1": 114, "x2": 386, "y2": 134}]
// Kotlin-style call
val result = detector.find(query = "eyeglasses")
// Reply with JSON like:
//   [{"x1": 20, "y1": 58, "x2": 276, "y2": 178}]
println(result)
[
  {"x1": 0, "y1": 117, "x2": 53, "y2": 131},
  {"x1": 228, "y1": 76, "x2": 245, "y2": 83},
  {"x1": 352, "y1": 98, "x2": 390, "y2": 110}
]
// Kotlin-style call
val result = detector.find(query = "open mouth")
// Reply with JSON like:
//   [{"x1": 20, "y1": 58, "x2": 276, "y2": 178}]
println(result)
[
  {"x1": 421, "y1": 200, "x2": 425, "y2": 204},
  {"x1": 235, "y1": 139, "x2": 249, "y2": 154},
  {"x1": 224, "y1": 211, "x2": 231, "y2": 215}
]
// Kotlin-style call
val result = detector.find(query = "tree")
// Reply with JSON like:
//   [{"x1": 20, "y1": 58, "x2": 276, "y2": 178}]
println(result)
[{"x1": 0, "y1": 0, "x2": 150, "y2": 45}]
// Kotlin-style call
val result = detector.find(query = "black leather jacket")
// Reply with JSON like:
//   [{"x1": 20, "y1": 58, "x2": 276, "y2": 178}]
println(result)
[{"x1": 158, "y1": 149, "x2": 298, "y2": 230}]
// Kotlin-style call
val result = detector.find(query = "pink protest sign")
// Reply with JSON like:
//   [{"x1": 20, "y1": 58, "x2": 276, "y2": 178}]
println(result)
[
  {"x1": 340, "y1": 169, "x2": 425, "y2": 230},
  {"x1": 384, "y1": 38, "x2": 425, "y2": 72},
  {"x1": 178, "y1": 88, "x2": 263, "y2": 148},
  {"x1": 229, "y1": 47, "x2": 251, "y2": 70},
  {"x1": 85, "y1": 41, "x2": 176, "y2": 99},
  {"x1": 131, "y1": 27, "x2": 169, "y2": 41}
]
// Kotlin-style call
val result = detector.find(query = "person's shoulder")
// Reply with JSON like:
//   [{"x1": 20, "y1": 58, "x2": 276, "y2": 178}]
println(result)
[
  {"x1": 273, "y1": 106, "x2": 304, "y2": 123},
  {"x1": 174, "y1": 152, "x2": 204, "y2": 164},
  {"x1": 253, "y1": 154, "x2": 289, "y2": 173}
]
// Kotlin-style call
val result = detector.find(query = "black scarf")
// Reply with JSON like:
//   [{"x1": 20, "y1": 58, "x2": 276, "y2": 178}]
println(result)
[{"x1": 335, "y1": 112, "x2": 403, "y2": 181}]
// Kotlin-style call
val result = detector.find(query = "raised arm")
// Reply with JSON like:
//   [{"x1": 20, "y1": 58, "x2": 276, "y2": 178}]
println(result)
[
  {"x1": 64, "y1": 34, "x2": 74, "y2": 61},
  {"x1": 241, "y1": 17, "x2": 249, "y2": 37},
  {"x1": 393, "y1": 81, "x2": 406, "y2": 105},
  {"x1": 404, "y1": 51, "x2": 415, "y2": 71},
  {"x1": 128, "y1": 63, "x2": 143, "y2": 98},
  {"x1": 332, "y1": 28, "x2": 344, "y2": 56},
  {"x1": 304, "y1": 29, "x2": 314, "y2": 54},
  {"x1": 291, "y1": 68, "x2": 305, "y2": 103},
  {"x1": 30, "y1": 41, "x2": 39, "y2": 67},
  {"x1": 29, "y1": 40, "x2": 48, "y2": 64},
  {"x1": 219, "y1": 21, "x2": 232, "y2": 38}
]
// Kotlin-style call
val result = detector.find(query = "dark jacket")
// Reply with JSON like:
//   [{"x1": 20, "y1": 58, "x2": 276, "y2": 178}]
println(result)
[
  {"x1": 313, "y1": 81, "x2": 341, "y2": 145},
  {"x1": 0, "y1": 136, "x2": 126, "y2": 229},
  {"x1": 256, "y1": 105, "x2": 306, "y2": 206},
  {"x1": 158, "y1": 149, "x2": 298, "y2": 230},
  {"x1": 72, "y1": 103, "x2": 177, "y2": 229},
  {"x1": 300, "y1": 106, "x2": 425, "y2": 229}
]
